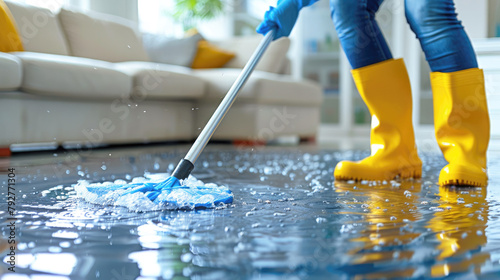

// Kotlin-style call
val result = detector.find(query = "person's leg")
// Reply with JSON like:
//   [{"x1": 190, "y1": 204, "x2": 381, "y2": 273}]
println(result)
[
  {"x1": 331, "y1": 0, "x2": 422, "y2": 181},
  {"x1": 405, "y1": 0, "x2": 478, "y2": 72},
  {"x1": 406, "y1": 0, "x2": 490, "y2": 187},
  {"x1": 329, "y1": 0, "x2": 392, "y2": 69}
]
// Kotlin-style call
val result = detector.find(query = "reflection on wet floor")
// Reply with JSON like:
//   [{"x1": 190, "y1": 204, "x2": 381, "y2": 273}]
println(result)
[
  {"x1": 0, "y1": 145, "x2": 499, "y2": 279},
  {"x1": 334, "y1": 182, "x2": 491, "y2": 279}
]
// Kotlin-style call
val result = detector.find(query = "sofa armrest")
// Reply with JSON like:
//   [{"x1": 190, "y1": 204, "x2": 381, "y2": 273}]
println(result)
[{"x1": 212, "y1": 35, "x2": 290, "y2": 74}]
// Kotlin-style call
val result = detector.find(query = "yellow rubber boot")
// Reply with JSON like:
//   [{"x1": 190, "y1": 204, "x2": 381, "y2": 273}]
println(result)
[
  {"x1": 431, "y1": 68, "x2": 490, "y2": 187},
  {"x1": 334, "y1": 58, "x2": 422, "y2": 181}
]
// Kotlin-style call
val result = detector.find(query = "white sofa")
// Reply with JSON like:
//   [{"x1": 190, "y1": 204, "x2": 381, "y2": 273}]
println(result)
[{"x1": 0, "y1": 1, "x2": 323, "y2": 152}]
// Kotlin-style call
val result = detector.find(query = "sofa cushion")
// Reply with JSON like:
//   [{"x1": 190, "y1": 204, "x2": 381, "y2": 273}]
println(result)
[
  {"x1": 0, "y1": 0, "x2": 23, "y2": 52},
  {"x1": 214, "y1": 36, "x2": 290, "y2": 74},
  {"x1": 12, "y1": 52, "x2": 132, "y2": 99},
  {"x1": 5, "y1": 1, "x2": 69, "y2": 55},
  {"x1": 0, "y1": 52, "x2": 22, "y2": 90},
  {"x1": 115, "y1": 61, "x2": 206, "y2": 100},
  {"x1": 193, "y1": 69, "x2": 323, "y2": 106},
  {"x1": 58, "y1": 8, "x2": 149, "y2": 62},
  {"x1": 142, "y1": 32, "x2": 203, "y2": 67}
]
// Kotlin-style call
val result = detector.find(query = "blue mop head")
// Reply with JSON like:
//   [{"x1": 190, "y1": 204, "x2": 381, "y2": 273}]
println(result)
[{"x1": 75, "y1": 173, "x2": 233, "y2": 211}]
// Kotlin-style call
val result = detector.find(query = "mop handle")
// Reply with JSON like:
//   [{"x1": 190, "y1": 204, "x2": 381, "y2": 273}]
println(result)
[{"x1": 185, "y1": 29, "x2": 276, "y2": 164}]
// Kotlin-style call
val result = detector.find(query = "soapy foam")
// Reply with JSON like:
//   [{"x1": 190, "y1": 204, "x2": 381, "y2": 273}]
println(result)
[{"x1": 75, "y1": 173, "x2": 233, "y2": 212}]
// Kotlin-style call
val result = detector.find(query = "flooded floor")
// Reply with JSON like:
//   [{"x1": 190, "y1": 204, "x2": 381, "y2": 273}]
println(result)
[{"x1": 1, "y1": 144, "x2": 500, "y2": 279}]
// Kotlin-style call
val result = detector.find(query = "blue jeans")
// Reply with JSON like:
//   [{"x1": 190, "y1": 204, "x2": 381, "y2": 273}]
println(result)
[{"x1": 329, "y1": 0, "x2": 478, "y2": 72}]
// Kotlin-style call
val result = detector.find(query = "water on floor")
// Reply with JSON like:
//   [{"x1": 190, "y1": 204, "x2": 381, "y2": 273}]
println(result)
[{"x1": 1, "y1": 145, "x2": 500, "y2": 279}]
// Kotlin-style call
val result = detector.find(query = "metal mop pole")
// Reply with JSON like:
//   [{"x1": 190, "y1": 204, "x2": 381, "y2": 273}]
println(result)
[{"x1": 171, "y1": 30, "x2": 276, "y2": 180}]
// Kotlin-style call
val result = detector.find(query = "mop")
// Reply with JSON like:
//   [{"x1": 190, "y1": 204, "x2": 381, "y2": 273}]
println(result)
[{"x1": 75, "y1": 30, "x2": 276, "y2": 211}]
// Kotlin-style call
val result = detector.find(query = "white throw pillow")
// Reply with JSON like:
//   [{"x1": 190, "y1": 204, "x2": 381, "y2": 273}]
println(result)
[
  {"x1": 142, "y1": 33, "x2": 203, "y2": 67},
  {"x1": 58, "y1": 8, "x2": 149, "y2": 62},
  {"x1": 5, "y1": 1, "x2": 70, "y2": 55}
]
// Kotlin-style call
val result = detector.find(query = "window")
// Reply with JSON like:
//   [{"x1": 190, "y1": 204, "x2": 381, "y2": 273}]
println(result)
[
  {"x1": 246, "y1": 0, "x2": 272, "y2": 20},
  {"x1": 138, "y1": 0, "x2": 184, "y2": 37},
  {"x1": 138, "y1": 0, "x2": 272, "y2": 38}
]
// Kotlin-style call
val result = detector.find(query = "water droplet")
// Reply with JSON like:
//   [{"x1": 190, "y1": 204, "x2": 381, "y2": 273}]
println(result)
[
  {"x1": 404, "y1": 190, "x2": 412, "y2": 198},
  {"x1": 430, "y1": 207, "x2": 444, "y2": 212},
  {"x1": 101, "y1": 165, "x2": 107, "y2": 171},
  {"x1": 181, "y1": 252, "x2": 193, "y2": 263},
  {"x1": 17, "y1": 243, "x2": 27, "y2": 250},
  {"x1": 59, "y1": 241, "x2": 71, "y2": 248},
  {"x1": 48, "y1": 246, "x2": 62, "y2": 253},
  {"x1": 316, "y1": 217, "x2": 327, "y2": 224}
]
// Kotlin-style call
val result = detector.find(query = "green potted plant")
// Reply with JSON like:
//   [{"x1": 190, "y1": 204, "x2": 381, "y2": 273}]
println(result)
[{"x1": 171, "y1": 0, "x2": 226, "y2": 30}]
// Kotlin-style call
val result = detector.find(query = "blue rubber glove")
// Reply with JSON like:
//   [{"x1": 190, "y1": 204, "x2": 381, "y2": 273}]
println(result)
[{"x1": 256, "y1": 0, "x2": 320, "y2": 40}]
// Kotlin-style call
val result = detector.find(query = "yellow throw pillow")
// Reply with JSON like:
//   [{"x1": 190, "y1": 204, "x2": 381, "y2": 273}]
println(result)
[
  {"x1": 191, "y1": 40, "x2": 235, "y2": 69},
  {"x1": 0, "y1": 0, "x2": 23, "y2": 52},
  {"x1": 184, "y1": 28, "x2": 200, "y2": 38}
]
